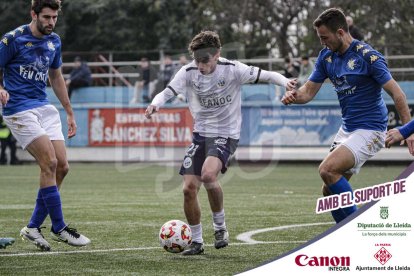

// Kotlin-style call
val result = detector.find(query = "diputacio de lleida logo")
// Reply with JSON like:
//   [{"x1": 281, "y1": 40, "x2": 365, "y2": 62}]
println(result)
[{"x1": 380, "y1": 206, "x2": 389, "y2": 220}]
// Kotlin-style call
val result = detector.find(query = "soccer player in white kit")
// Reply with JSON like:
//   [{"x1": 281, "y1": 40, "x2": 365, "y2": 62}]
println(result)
[{"x1": 145, "y1": 30, "x2": 296, "y2": 255}]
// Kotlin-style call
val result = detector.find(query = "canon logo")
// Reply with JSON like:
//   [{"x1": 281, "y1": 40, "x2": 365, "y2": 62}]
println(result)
[{"x1": 295, "y1": 254, "x2": 350, "y2": 267}]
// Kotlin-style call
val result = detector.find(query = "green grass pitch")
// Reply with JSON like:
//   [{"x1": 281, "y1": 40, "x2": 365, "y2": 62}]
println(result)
[{"x1": 0, "y1": 162, "x2": 409, "y2": 275}]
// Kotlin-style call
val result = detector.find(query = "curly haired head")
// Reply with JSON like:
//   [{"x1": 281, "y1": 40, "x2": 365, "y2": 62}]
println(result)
[{"x1": 188, "y1": 31, "x2": 221, "y2": 62}]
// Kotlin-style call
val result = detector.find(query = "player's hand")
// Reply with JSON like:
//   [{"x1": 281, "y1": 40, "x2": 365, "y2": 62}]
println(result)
[
  {"x1": 67, "y1": 114, "x2": 77, "y2": 138},
  {"x1": 0, "y1": 88, "x2": 9, "y2": 106},
  {"x1": 145, "y1": 105, "x2": 159, "y2": 119},
  {"x1": 281, "y1": 90, "x2": 297, "y2": 105},
  {"x1": 385, "y1": 128, "x2": 403, "y2": 148},
  {"x1": 406, "y1": 135, "x2": 414, "y2": 155},
  {"x1": 286, "y1": 78, "x2": 297, "y2": 90}
]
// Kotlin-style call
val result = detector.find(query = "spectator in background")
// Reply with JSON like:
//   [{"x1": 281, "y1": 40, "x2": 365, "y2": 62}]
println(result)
[
  {"x1": 65, "y1": 56, "x2": 92, "y2": 99},
  {"x1": 158, "y1": 55, "x2": 175, "y2": 89},
  {"x1": 130, "y1": 57, "x2": 158, "y2": 104},
  {"x1": 346, "y1": 16, "x2": 364, "y2": 41},
  {"x1": 168, "y1": 55, "x2": 190, "y2": 104},
  {"x1": 0, "y1": 114, "x2": 21, "y2": 165},
  {"x1": 297, "y1": 56, "x2": 314, "y2": 86},
  {"x1": 283, "y1": 57, "x2": 300, "y2": 78},
  {"x1": 174, "y1": 54, "x2": 189, "y2": 74}
]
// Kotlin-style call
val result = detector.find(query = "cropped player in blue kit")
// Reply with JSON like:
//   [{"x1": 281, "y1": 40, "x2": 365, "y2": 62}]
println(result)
[
  {"x1": 0, "y1": 0, "x2": 90, "y2": 250},
  {"x1": 282, "y1": 8, "x2": 411, "y2": 223},
  {"x1": 146, "y1": 30, "x2": 297, "y2": 255}
]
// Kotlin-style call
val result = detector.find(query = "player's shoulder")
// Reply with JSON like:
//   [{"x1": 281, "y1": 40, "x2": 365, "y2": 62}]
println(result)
[
  {"x1": 0, "y1": 25, "x2": 29, "y2": 46},
  {"x1": 183, "y1": 61, "x2": 198, "y2": 72},
  {"x1": 48, "y1": 32, "x2": 61, "y2": 41},
  {"x1": 217, "y1": 57, "x2": 236, "y2": 66},
  {"x1": 46, "y1": 32, "x2": 62, "y2": 50},
  {"x1": 350, "y1": 40, "x2": 384, "y2": 64},
  {"x1": 316, "y1": 47, "x2": 333, "y2": 62}
]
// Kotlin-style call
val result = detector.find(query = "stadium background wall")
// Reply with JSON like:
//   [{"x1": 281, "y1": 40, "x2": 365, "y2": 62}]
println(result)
[{"x1": 15, "y1": 83, "x2": 414, "y2": 162}]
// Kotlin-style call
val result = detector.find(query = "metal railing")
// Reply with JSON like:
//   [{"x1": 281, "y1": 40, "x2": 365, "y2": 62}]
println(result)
[{"x1": 62, "y1": 54, "x2": 414, "y2": 86}]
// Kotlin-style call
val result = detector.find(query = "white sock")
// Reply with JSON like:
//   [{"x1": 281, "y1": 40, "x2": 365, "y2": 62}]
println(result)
[
  {"x1": 189, "y1": 223, "x2": 203, "y2": 243},
  {"x1": 212, "y1": 209, "x2": 226, "y2": 231}
]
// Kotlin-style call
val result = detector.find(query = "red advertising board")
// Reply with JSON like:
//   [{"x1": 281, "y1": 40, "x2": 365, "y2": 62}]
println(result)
[{"x1": 88, "y1": 108, "x2": 193, "y2": 146}]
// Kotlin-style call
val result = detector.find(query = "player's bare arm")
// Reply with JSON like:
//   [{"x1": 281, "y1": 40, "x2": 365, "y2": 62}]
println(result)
[
  {"x1": 388, "y1": 129, "x2": 414, "y2": 155},
  {"x1": 257, "y1": 70, "x2": 297, "y2": 88},
  {"x1": 286, "y1": 79, "x2": 297, "y2": 90},
  {"x1": 386, "y1": 115, "x2": 414, "y2": 152},
  {"x1": 145, "y1": 87, "x2": 176, "y2": 119},
  {"x1": 385, "y1": 128, "x2": 404, "y2": 148},
  {"x1": 281, "y1": 89, "x2": 297, "y2": 105},
  {"x1": 145, "y1": 105, "x2": 159, "y2": 119},
  {"x1": 383, "y1": 78, "x2": 411, "y2": 146},
  {"x1": 406, "y1": 135, "x2": 414, "y2": 155},
  {"x1": 0, "y1": 69, "x2": 9, "y2": 105},
  {"x1": 383, "y1": 79, "x2": 411, "y2": 125},
  {"x1": 281, "y1": 80, "x2": 322, "y2": 105},
  {"x1": 49, "y1": 68, "x2": 77, "y2": 138}
]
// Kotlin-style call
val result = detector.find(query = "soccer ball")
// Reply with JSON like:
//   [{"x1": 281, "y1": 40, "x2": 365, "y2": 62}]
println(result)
[{"x1": 159, "y1": 220, "x2": 192, "y2": 253}]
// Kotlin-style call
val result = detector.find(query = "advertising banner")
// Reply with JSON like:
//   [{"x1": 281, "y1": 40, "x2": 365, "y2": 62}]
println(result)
[
  {"x1": 237, "y1": 165, "x2": 414, "y2": 275},
  {"x1": 86, "y1": 104, "x2": 412, "y2": 147},
  {"x1": 88, "y1": 108, "x2": 193, "y2": 146},
  {"x1": 239, "y1": 105, "x2": 343, "y2": 146}
]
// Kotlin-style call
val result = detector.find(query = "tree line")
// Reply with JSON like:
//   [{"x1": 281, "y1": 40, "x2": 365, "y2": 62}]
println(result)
[{"x1": 0, "y1": 0, "x2": 413, "y2": 59}]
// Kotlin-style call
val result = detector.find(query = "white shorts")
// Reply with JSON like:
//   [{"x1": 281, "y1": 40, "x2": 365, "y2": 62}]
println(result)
[
  {"x1": 3, "y1": 105, "x2": 64, "y2": 150},
  {"x1": 330, "y1": 128, "x2": 385, "y2": 174}
]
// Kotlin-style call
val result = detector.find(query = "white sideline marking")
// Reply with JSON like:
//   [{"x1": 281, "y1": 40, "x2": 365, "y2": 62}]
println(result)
[
  {"x1": 0, "y1": 222, "x2": 333, "y2": 257},
  {"x1": 0, "y1": 246, "x2": 160, "y2": 257},
  {"x1": 236, "y1": 222, "x2": 334, "y2": 244},
  {"x1": 0, "y1": 241, "x2": 304, "y2": 257}
]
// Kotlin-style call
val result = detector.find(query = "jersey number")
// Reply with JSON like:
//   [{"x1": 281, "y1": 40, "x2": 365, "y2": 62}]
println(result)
[{"x1": 186, "y1": 143, "x2": 199, "y2": 157}]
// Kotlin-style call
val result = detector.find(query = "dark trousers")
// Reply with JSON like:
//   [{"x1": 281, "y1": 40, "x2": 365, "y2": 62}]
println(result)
[
  {"x1": 0, "y1": 134, "x2": 18, "y2": 164},
  {"x1": 68, "y1": 79, "x2": 90, "y2": 99}
]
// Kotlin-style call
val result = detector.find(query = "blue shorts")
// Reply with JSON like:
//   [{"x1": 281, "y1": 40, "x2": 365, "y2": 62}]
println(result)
[{"x1": 179, "y1": 133, "x2": 239, "y2": 176}]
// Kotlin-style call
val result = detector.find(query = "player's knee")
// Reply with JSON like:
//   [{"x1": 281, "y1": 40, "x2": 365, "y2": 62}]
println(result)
[
  {"x1": 41, "y1": 158, "x2": 58, "y2": 174},
  {"x1": 200, "y1": 172, "x2": 217, "y2": 184},
  {"x1": 58, "y1": 161, "x2": 70, "y2": 177},
  {"x1": 321, "y1": 184, "x2": 331, "y2": 196},
  {"x1": 182, "y1": 183, "x2": 198, "y2": 199},
  {"x1": 318, "y1": 163, "x2": 333, "y2": 181}
]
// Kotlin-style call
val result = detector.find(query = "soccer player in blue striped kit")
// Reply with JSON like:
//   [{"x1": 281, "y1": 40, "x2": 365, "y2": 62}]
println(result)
[
  {"x1": 282, "y1": 8, "x2": 411, "y2": 223},
  {"x1": 0, "y1": 0, "x2": 90, "y2": 250}
]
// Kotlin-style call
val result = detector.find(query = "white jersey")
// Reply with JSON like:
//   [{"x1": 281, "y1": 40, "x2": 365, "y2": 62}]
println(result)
[{"x1": 167, "y1": 57, "x2": 261, "y2": 139}]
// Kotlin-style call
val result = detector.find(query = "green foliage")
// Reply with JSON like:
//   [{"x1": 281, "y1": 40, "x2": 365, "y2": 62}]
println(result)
[
  {"x1": 0, "y1": 0, "x2": 413, "y2": 56},
  {"x1": 61, "y1": 0, "x2": 162, "y2": 52},
  {"x1": 0, "y1": 1, "x2": 30, "y2": 31}
]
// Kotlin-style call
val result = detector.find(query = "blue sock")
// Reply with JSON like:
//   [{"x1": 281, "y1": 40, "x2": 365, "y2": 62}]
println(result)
[
  {"x1": 330, "y1": 208, "x2": 348, "y2": 223},
  {"x1": 27, "y1": 190, "x2": 49, "y2": 228},
  {"x1": 40, "y1": 186, "x2": 66, "y2": 233},
  {"x1": 328, "y1": 176, "x2": 357, "y2": 223}
]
